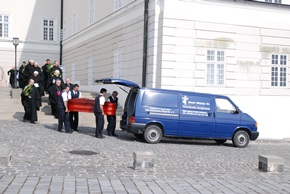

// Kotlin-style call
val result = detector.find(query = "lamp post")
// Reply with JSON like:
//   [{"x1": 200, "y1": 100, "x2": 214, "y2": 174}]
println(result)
[{"x1": 12, "y1": 37, "x2": 19, "y2": 88}]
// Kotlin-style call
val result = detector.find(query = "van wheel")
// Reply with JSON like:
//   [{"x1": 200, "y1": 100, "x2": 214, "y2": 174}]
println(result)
[
  {"x1": 232, "y1": 130, "x2": 250, "y2": 148},
  {"x1": 144, "y1": 125, "x2": 162, "y2": 144},
  {"x1": 214, "y1": 139, "x2": 227, "y2": 144}
]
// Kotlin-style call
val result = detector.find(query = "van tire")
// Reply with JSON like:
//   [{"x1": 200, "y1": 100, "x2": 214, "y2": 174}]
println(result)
[
  {"x1": 214, "y1": 139, "x2": 227, "y2": 144},
  {"x1": 144, "y1": 125, "x2": 162, "y2": 144},
  {"x1": 232, "y1": 130, "x2": 250, "y2": 148}
]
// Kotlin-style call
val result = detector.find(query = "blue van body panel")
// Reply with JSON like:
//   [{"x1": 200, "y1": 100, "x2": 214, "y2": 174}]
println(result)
[
  {"x1": 134, "y1": 89, "x2": 179, "y2": 135},
  {"x1": 97, "y1": 78, "x2": 259, "y2": 144}
]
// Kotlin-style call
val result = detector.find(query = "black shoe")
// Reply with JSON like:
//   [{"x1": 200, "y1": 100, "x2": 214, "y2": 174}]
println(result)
[
  {"x1": 31, "y1": 121, "x2": 37, "y2": 124},
  {"x1": 112, "y1": 133, "x2": 118, "y2": 137},
  {"x1": 74, "y1": 129, "x2": 79, "y2": 132},
  {"x1": 107, "y1": 133, "x2": 112, "y2": 136},
  {"x1": 95, "y1": 136, "x2": 101, "y2": 138},
  {"x1": 58, "y1": 130, "x2": 63, "y2": 132},
  {"x1": 100, "y1": 136, "x2": 105, "y2": 139}
]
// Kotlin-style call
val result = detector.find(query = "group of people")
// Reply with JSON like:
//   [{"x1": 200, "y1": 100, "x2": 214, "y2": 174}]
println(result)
[{"x1": 9, "y1": 59, "x2": 119, "y2": 137}]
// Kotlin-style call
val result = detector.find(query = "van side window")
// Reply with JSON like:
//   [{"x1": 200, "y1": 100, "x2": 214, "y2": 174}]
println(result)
[
  {"x1": 215, "y1": 98, "x2": 236, "y2": 113},
  {"x1": 143, "y1": 92, "x2": 178, "y2": 108}
]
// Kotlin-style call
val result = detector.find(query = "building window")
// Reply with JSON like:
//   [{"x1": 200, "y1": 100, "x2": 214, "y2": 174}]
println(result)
[
  {"x1": 265, "y1": 0, "x2": 282, "y2": 3},
  {"x1": 206, "y1": 50, "x2": 225, "y2": 85},
  {"x1": 71, "y1": 63, "x2": 75, "y2": 83},
  {"x1": 43, "y1": 19, "x2": 54, "y2": 41},
  {"x1": 87, "y1": 57, "x2": 93, "y2": 85},
  {"x1": 114, "y1": 49, "x2": 121, "y2": 78},
  {"x1": 89, "y1": 0, "x2": 95, "y2": 25},
  {"x1": 114, "y1": 0, "x2": 123, "y2": 11},
  {"x1": 271, "y1": 54, "x2": 287, "y2": 87},
  {"x1": 63, "y1": 21, "x2": 67, "y2": 40},
  {"x1": 72, "y1": 13, "x2": 77, "y2": 34},
  {"x1": 0, "y1": 15, "x2": 9, "y2": 37}
]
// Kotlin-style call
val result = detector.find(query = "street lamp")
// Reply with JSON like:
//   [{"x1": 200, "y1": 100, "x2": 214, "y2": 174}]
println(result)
[{"x1": 12, "y1": 37, "x2": 19, "y2": 88}]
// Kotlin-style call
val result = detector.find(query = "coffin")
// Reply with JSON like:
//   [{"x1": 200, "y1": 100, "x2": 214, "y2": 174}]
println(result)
[
  {"x1": 68, "y1": 98, "x2": 117, "y2": 115},
  {"x1": 68, "y1": 98, "x2": 94, "y2": 113}
]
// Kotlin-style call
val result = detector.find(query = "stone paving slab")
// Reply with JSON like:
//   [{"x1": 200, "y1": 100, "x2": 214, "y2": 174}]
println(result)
[{"x1": 0, "y1": 120, "x2": 290, "y2": 193}]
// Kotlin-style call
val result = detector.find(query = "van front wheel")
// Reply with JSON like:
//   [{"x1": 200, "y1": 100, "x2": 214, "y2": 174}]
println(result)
[
  {"x1": 144, "y1": 125, "x2": 162, "y2": 144},
  {"x1": 232, "y1": 130, "x2": 250, "y2": 148}
]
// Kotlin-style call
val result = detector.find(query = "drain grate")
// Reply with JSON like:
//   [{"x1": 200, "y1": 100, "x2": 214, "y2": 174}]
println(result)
[{"x1": 69, "y1": 150, "x2": 99, "y2": 155}]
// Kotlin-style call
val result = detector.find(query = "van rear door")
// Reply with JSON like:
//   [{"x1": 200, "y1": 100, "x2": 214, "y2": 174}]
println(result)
[{"x1": 95, "y1": 78, "x2": 139, "y2": 88}]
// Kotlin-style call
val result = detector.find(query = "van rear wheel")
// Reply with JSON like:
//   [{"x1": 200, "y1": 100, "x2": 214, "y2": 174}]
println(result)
[
  {"x1": 144, "y1": 125, "x2": 162, "y2": 144},
  {"x1": 232, "y1": 130, "x2": 250, "y2": 148}
]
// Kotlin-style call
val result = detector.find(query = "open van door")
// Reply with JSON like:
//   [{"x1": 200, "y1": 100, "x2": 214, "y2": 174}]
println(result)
[
  {"x1": 95, "y1": 78, "x2": 139, "y2": 88},
  {"x1": 95, "y1": 78, "x2": 139, "y2": 131}
]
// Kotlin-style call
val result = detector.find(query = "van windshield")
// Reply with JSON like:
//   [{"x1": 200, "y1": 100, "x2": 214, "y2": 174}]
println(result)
[{"x1": 125, "y1": 88, "x2": 138, "y2": 116}]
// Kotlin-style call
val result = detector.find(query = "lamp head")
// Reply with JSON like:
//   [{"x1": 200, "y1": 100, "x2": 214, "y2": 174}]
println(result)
[{"x1": 13, "y1": 37, "x2": 19, "y2": 46}]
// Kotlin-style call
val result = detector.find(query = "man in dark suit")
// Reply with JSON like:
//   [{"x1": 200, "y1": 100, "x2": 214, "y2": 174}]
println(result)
[
  {"x1": 93, "y1": 88, "x2": 107, "y2": 139},
  {"x1": 106, "y1": 91, "x2": 118, "y2": 137},
  {"x1": 68, "y1": 84, "x2": 82, "y2": 131},
  {"x1": 57, "y1": 84, "x2": 71, "y2": 133}
]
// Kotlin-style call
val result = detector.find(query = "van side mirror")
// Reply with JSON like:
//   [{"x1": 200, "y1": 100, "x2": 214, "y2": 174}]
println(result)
[{"x1": 231, "y1": 109, "x2": 239, "y2": 114}]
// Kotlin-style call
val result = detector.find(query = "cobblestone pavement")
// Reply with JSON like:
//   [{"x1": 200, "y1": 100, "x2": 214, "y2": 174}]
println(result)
[{"x1": 0, "y1": 120, "x2": 290, "y2": 193}]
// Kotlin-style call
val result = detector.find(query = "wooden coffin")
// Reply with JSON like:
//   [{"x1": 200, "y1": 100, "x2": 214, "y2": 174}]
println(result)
[
  {"x1": 68, "y1": 99, "x2": 117, "y2": 115},
  {"x1": 68, "y1": 98, "x2": 94, "y2": 113}
]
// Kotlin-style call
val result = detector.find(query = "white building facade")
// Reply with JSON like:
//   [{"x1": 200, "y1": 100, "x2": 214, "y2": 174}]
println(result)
[
  {"x1": 62, "y1": 0, "x2": 290, "y2": 139},
  {"x1": 0, "y1": 0, "x2": 60, "y2": 86},
  {"x1": 1, "y1": 0, "x2": 290, "y2": 139}
]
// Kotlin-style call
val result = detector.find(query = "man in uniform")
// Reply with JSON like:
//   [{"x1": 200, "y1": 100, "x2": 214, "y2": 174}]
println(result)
[
  {"x1": 68, "y1": 84, "x2": 82, "y2": 131},
  {"x1": 106, "y1": 91, "x2": 118, "y2": 137},
  {"x1": 57, "y1": 84, "x2": 71, "y2": 133},
  {"x1": 93, "y1": 88, "x2": 107, "y2": 138}
]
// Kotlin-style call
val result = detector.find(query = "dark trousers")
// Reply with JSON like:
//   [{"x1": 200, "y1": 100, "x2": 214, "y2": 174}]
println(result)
[
  {"x1": 51, "y1": 103, "x2": 58, "y2": 118},
  {"x1": 107, "y1": 115, "x2": 116, "y2": 135},
  {"x1": 94, "y1": 112, "x2": 104, "y2": 137},
  {"x1": 58, "y1": 108, "x2": 71, "y2": 132},
  {"x1": 23, "y1": 106, "x2": 31, "y2": 121},
  {"x1": 69, "y1": 112, "x2": 79, "y2": 130}
]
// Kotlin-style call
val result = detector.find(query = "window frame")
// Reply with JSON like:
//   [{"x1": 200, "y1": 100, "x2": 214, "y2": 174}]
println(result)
[
  {"x1": 42, "y1": 18, "x2": 55, "y2": 41},
  {"x1": 89, "y1": 0, "x2": 95, "y2": 25},
  {"x1": 270, "y1": 54, "x2": 288, "y2": 87},
  {"x1": 206, "y1": 49, "x2": 226, "y2": 86},
  {"x1": 0, "y1": 14, "x2": 10, "y2": 38}
]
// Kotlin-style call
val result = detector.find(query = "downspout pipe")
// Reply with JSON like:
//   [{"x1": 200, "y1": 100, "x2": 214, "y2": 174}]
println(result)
[
  {"x1": 60, "y1": 0, "x2": 64, "y2": 65},
  {"x1": 142, "y1": 0, "x2": 149, "y2": 87}
]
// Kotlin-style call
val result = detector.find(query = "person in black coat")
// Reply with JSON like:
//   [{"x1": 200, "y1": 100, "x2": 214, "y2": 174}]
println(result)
[
  {"x1": 30, "y1": 71, "x2": 45, "y2": 97},
  {"x1": 46, "y1": 70, "x2": 64, "y2": 93},
  {"x1": 7, "y1": 67, "x2": 18, "y2": 88},
  {"x1": 41, "y1": 59, "x2": 51, "y2": 92},
  {"x1": 23, "y1": 59, "x2": 35, "y2": 86},
  {"x1": 21, "y1": 79, "x2": 41, "y2": 124},
  {"x1": 18, "y1": 61, "x2": 27, "y2": 89},
  {"x1": 49, "y1": 61, "x2": 63, "y2": 78},
  {"x1": 48, "y1": 79, "x2": 62, "y2": 119}
]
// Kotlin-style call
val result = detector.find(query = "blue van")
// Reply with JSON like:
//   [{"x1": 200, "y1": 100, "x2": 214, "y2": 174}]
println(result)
[{"x1": 96, "y1": 78, "x2": 259, "y2": 148}]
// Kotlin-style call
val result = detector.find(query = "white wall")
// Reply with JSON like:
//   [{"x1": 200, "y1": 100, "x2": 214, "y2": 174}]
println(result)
[{"x1": 0, "y1": 0, "x2": 60, "y2": 85}]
